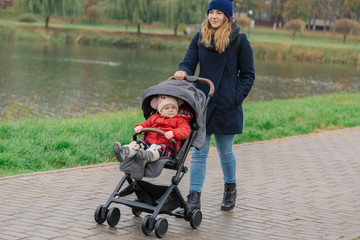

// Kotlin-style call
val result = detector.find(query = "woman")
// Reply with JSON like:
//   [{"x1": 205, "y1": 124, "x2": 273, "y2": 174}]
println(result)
[{"x1": 174, "y1": 0, "x2": 255, "y2": 212}]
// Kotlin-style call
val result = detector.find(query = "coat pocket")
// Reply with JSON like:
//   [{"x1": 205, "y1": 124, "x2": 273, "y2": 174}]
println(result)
[{"x1": 235, "y1": 80, "x2": 245, "y2": 105}]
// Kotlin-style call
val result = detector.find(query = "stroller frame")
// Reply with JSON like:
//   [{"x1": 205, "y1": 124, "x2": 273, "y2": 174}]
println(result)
[{"x1": 94, "y1": 77, "x2": 214, "y2": 238}]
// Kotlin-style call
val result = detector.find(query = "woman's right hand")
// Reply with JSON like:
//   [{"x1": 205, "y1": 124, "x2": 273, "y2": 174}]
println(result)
[{"x1": 174, "y1": 70, "x2": 187, "y2": 80}]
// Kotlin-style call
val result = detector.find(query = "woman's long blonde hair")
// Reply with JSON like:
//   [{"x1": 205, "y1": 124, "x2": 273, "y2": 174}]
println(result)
[{"x1": 201, "y1": 16, "x2": 234, "y2": 54}]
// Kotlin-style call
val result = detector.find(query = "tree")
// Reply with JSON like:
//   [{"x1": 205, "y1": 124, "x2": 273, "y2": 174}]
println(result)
[
  {"x1": 342, "y1": 0, "x2": 360, "y2": 21},
  {"x1": 283, "y1": 0, "x2": 312, "y2": 23},
  {"x1": 147, "y1": 0, "x2": 208, "y2": 36},
  {"x1": 102, "y1": 0, "x2": 208, "y2": 36},
  {"x1": 85, "y1": 0, "x2": 102, "y2": 24},
  {"x1": 150, "y1": 0, "x2": 178, "y2": 34},
  {"x1": 234, "y1": 0, "x2": 262, "y2": 14},
  {"x1": 309, "y1": 0, "x2": 320, "y2": 30},
  {"x1": 319, "y1": 0, "x2": 344, "y2": 32},
  {"x1": 130, "y1": 0, "x2": 151, "y2": 34},
  {"x1": 103, "y1": 0, "x2": 151, "y2": 34},
  {"x1": 268, "y1": 0, "x2": 287, "y2": 30},
  {"x1": 153, "y1": 0, "x2": 208, "y2": 36},
  {"x1": 15, "y1": 0, "x2": 81, "y2": 27},
  {"x1": 284, "y1": 18, "x2": 305, "y2": 40},
  {"x1": 102, "y1": 0, "x2": 127, "y2": 21},
  {"x1": 86, "y1": 5, "x2": 102, "y2": 24},
  {"x1": 333, "y1": 18, "x2": 360, "y2": 43},
  {"x1": 62, "y1": 0, "x2": 84, "y2": 23}
]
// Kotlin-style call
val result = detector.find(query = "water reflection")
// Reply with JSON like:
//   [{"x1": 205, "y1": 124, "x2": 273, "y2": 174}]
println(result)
[
  {"x1": 0, "y1": 41, "x2": 359, "y2": 117},
  {"x1": 249, "y1": 59, "x2": 360, "y2": 102}
]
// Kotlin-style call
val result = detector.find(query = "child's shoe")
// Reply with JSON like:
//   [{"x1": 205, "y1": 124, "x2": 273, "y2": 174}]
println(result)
[
  {"x1": 134, "y1": 148, "x2": 153, "y2": 166},
  {"x1": 131, "y1": 148, "x2": 151, "y2": 180},
  {"x1": 132, "y1": 147, "x2": 160, "y2": 180},
  {"x1": 113, "y1": 142, "x2": 130, "y2": 162},
  {"x1": 146, "y1": 144, "x2": 161, "y2": 161}
]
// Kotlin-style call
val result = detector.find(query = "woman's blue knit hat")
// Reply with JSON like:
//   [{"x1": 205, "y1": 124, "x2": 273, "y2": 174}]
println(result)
[{"x1": 207, "y1": 0, "x2": 233, "y2": 19}]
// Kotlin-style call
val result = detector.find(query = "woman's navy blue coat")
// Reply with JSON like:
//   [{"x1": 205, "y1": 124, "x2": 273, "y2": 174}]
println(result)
[{"x1": 178, "y1": 27, "x2": 255, "y2": 135}]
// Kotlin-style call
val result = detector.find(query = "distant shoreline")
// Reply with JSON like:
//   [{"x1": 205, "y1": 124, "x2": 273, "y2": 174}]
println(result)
[{"x1": 1, "y1": 19, "x2": 360, "y2": 65}]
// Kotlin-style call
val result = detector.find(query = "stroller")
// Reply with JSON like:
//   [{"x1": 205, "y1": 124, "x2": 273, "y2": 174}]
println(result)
[{"x1": 94, "y1": 76, "x2": 214, "y2": 238}]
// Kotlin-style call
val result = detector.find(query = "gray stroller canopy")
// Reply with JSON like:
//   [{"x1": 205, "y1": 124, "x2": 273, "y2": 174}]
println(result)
[{"x1": 141, "y1": 79, "x2": 207, "y2": 150}]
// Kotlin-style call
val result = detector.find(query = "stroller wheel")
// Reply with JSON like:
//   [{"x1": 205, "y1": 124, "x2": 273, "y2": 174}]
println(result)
[
  {"x1": 106, "y1": 207, "x2": 120, "y2": 227},
  {"x1": 190, "y1": 209, "x2": 202, "y2": 229},
  {"x1": 94, "y1": 204, "x2": 107, "y2": 224},
  {"x1": 141, "y1": 215, "x2": 154, "y2": 235},
  {"x1": 155, "y1": 218, "x2": 168, "y2": 238},
  {"x1": 132, "y1": 208, "x2": 142, "y2": 217}
]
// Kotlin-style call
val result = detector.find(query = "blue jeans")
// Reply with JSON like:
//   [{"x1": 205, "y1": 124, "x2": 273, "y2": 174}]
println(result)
[{"x1": 189, "y1": 134, "x2": 236, "y2": 192}]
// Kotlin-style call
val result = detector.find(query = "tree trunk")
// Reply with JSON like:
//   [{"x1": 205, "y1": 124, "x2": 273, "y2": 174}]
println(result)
[
  {"x1": 323, "y1": 16, "x2": 328, "y2": 34},
  {"x1": 137, "y1": 23, "x2": 140, "y2": 34},
  {"x1": 174, "y1": 23, "x2": 178, "y2": 36},
  {"x1": 45, "y1": 15, "x2": 50, "y2": 28},
  {"x1": 273, "y1": 16, "x2": 278, "y2": 31},
  {"x1": 311, "y1": 14, "x2": 317, "y2": 31}
]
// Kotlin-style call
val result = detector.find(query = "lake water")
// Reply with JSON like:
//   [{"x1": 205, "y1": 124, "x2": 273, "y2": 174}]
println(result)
[{"x1": 1, "y1": 41, "x2": 359, "y2": 117}]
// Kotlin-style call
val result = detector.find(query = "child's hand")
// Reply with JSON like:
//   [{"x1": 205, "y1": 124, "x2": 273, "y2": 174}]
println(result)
[
  {"x1": 134, "y1": 126, "x2": 143, "y2": 133},
  {"x1": 165, "y1": 131, "x2": 174, "y2": 139}
]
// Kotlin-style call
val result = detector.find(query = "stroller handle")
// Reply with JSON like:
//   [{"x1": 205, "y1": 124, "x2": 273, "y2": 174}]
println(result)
[
  {"x1": 133, "y1": 128, "x2": 178, "y2": 158},
  {"x1": 168, "y1": 76, "x2": 214, "y2": 97}
]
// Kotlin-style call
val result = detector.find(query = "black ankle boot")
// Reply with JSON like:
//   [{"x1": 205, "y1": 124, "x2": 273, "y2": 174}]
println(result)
[
  {"x1": 221, "y1": 182, "x2": 237, "y2": 211},
  {"x1": 175, "y1": 191, "x2": 201, "y2": 217},
  {"x1": 187, "y1": 191, "x2": 201, "y2": 212}
]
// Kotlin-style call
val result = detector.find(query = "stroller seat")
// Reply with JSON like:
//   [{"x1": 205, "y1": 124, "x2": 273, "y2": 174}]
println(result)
[
  {"x1": 119, "y1": 111, "x2": 198, "y2": 180},
  {"x1": 94, "y1": 77, "x2": 214, "y2": 238},
  {"x1": 120, "y1": 154, "x2": 175, "y2": 179}
]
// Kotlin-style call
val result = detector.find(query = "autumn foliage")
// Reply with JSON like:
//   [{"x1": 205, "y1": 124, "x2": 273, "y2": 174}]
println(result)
[
  {"x1": 332, "y1": 18, "x2": 360, "y2": 43},
  {"x1": 284, "y1": 18, "x2": 306, "y2": 40}
]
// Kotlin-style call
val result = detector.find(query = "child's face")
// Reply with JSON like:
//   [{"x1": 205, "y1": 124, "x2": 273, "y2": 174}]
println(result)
[{"x1": 160, "y1": 104, "x2": 178, "y2": 118}]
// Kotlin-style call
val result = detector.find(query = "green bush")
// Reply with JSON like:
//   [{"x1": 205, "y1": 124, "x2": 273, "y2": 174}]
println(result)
[{"x1": 18, "y1": 14, "x2": 37, "y2": 23}]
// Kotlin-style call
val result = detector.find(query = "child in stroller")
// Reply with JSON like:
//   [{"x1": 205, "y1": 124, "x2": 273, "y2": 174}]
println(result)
[
  {"x1": 113, "y1": 95, "x2": 193, "y2": 180},
  {"x1": 94, "y1": 77, "x2": 214, "y2": 238}
]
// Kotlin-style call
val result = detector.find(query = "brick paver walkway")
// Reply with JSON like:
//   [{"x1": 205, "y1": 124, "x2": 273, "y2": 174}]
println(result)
[{"x1": 1, "y1": 127, "x2": 360, "y2": 240}]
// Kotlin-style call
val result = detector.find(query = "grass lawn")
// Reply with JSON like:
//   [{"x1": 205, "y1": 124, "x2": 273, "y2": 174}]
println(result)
[{"x1": 1, "y1": 93, "x2": 359, "y2": 177}]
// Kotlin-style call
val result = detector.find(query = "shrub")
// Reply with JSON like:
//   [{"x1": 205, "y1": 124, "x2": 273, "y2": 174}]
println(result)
[
  {"x1": 86, "y1": 5, "x2": 102, "y2": 24},
  {"x1": 284, "y1": 18, "x2": 305, "y2": 40},
  {"x1": 332, "y1": 18, "x2": 360, "y2": 43},
  {"x1": 237, "y1": 16, "x2": 251, "y2": 28},
  {"x1": 18, "y1": 14, "x2": 37, "y2": 23}
]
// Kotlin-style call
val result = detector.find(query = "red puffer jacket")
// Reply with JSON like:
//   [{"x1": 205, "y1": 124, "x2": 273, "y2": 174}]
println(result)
[{"x1": 135, "y1": 108, "x2": 193, "y2": 151}]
